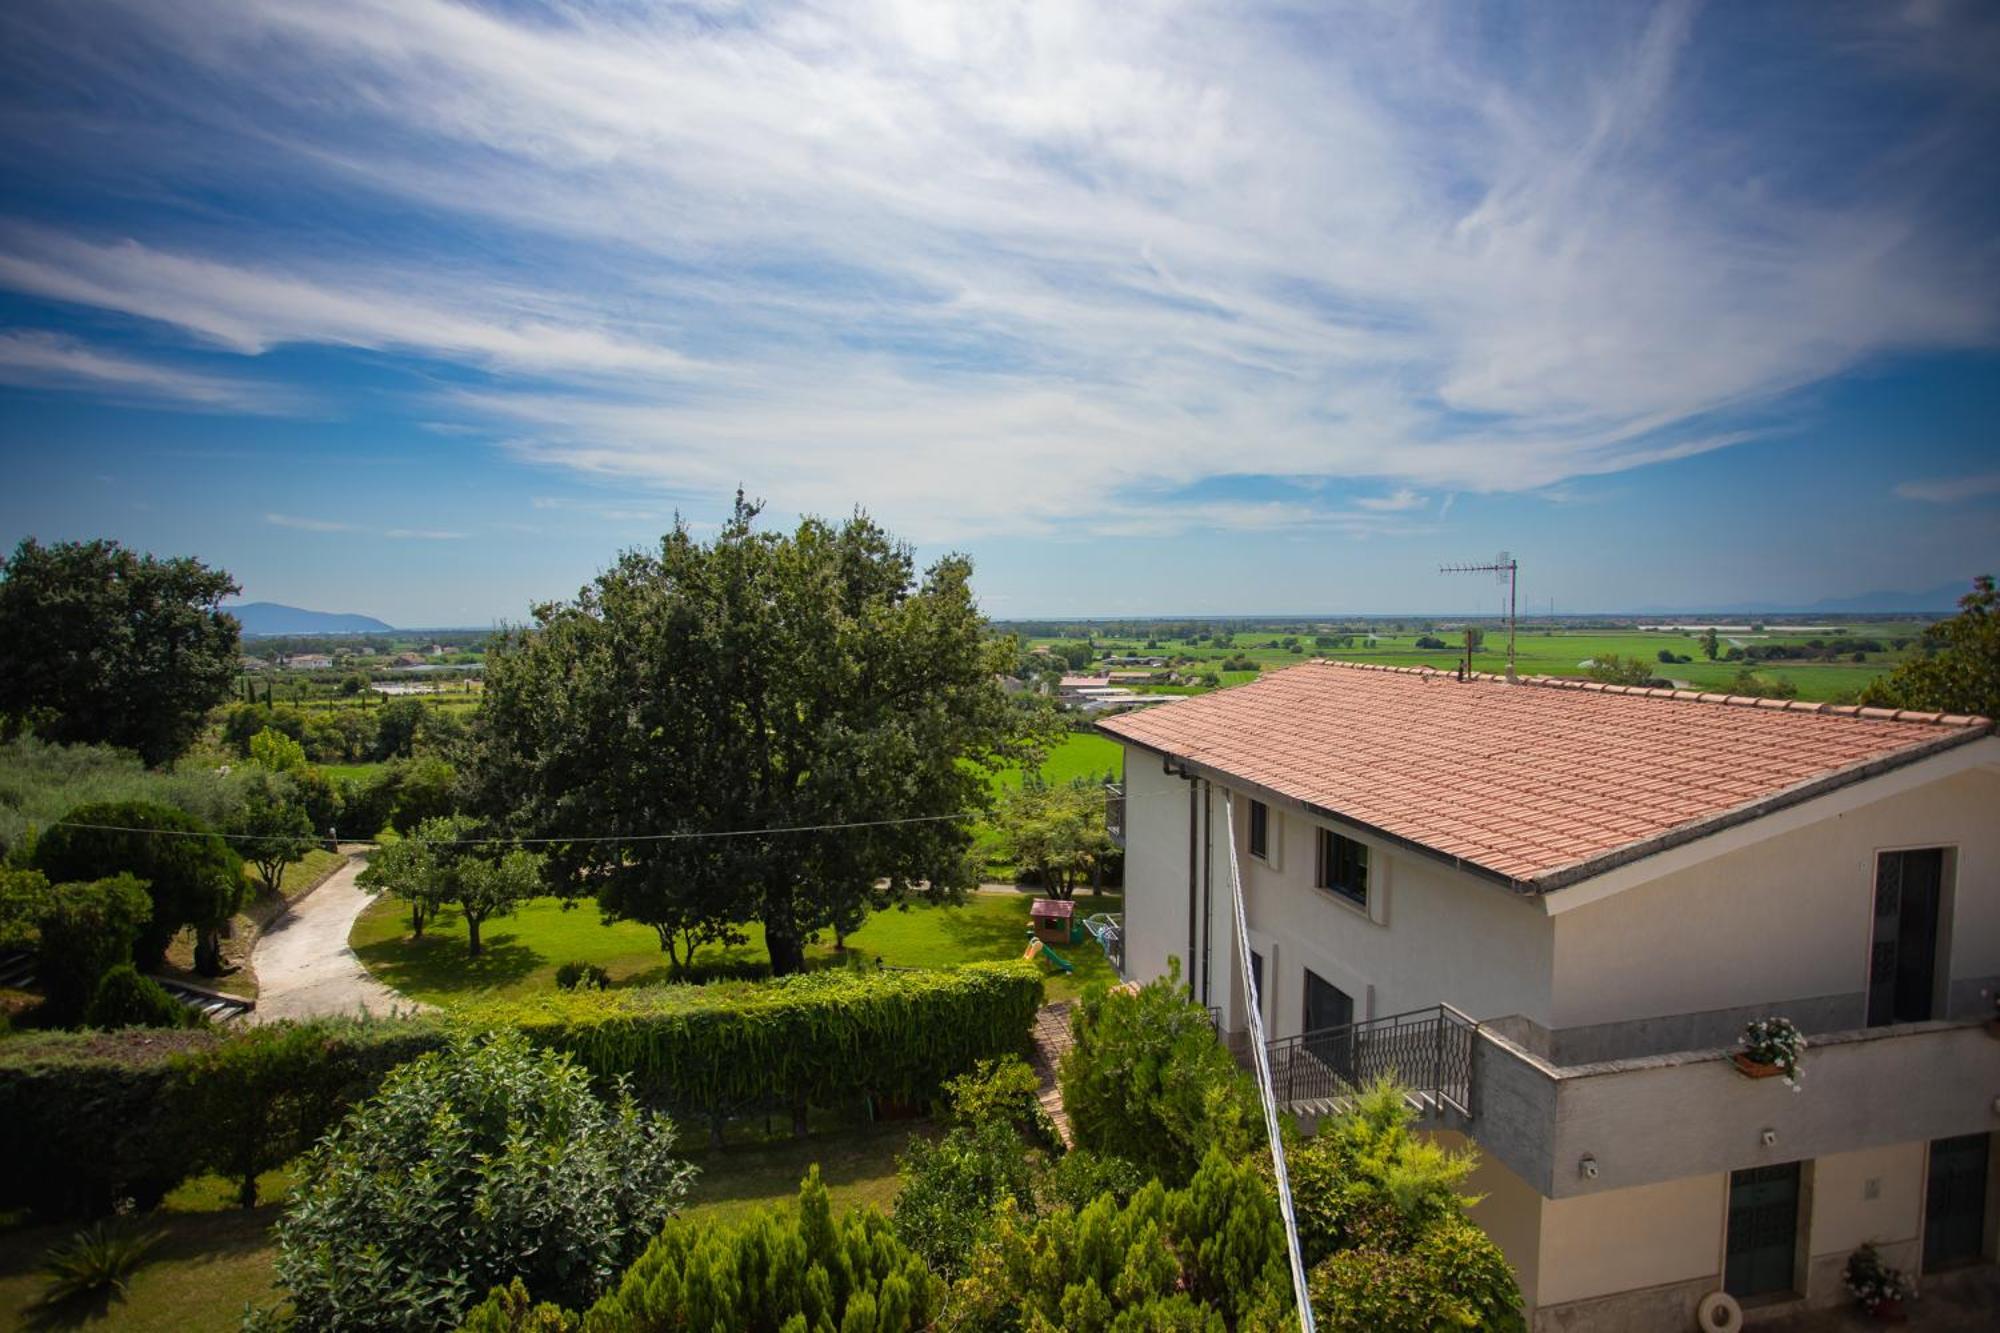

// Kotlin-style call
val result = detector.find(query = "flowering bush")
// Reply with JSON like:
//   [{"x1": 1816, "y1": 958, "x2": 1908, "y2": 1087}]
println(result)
[
  {"x1": 1844, "y1": 1243, "x2": 1912, "y2": 1314},
  {"x1": 1740, "y1": 1016, "x2": 1806, "y2": 1091}
]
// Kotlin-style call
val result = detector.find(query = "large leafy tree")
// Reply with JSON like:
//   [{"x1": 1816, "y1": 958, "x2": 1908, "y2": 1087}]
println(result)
[
  {"x1": 32, "y1": 801, "x2": 244, "y2": 975},
  {"x1": 1862, "y1": 575, "x2": 1999, "y2": 719},
  {"x1": 0, "y1": 538, "x2": 241, "y2": 766},
  {"x1": 473, "y1": 496, "x2": 1050, "y2": 974}
]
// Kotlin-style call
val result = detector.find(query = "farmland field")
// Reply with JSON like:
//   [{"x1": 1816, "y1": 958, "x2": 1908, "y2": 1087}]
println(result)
[{"x1": 1028, "y1": 623, "x2": 1932, "y2": 703}]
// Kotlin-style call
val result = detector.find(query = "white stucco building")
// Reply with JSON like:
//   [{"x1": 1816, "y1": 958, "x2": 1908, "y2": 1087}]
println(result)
[{"x1": 1098, "y1": 661, "x2": 2000, "y2": 1330}]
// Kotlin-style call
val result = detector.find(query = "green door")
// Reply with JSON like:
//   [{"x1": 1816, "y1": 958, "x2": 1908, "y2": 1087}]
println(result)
[
  {"x1": 1925, "y1": 1135, "x2": 1990, "y2": 1272},
  {"x1": 1726, "y1": 1163, "x2": 1801, "y2": 1298}
]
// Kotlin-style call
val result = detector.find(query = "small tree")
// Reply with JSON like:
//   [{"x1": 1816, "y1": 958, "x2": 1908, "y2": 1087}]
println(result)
[
  {"x1": 249, "y1": 727, "x2": 309, "y2": 774},
  {"x1": 274, "y1": 1030, "x2": 693, "y2": 1329},
  {"x1": 995, "y1": 776, "x2": 1114, "y2": 900},
  {"x1": 356, "y1": 814, "x2": 471, "y2": 939},
  {"x1": 32, "y1": 802, "x2": 244, "y2": 975},
  {"x1": 1585, "y1": 654, "x2": 1654, "y2": 686},
  {"x1": 1699, "y1": 627, "x2": 1720, "y2": 660},
  {"x1": 236, "y1": 773, "x2": 317, "y2": 895},
  {"x1": 454, "y1": 847, "x2": 541, "y2": 957}
]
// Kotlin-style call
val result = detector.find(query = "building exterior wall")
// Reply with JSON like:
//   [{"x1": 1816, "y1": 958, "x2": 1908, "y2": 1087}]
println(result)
[
  {"x1": 1548, "y1": 766, "x2": 2000, "y2": 1038},
  {"x1": 1118, "y1": 751, "x2": 1191, "y2": 991},
  {"x1": 1535, "y1": 1171, "x2": 1725, "y2": 1309}
]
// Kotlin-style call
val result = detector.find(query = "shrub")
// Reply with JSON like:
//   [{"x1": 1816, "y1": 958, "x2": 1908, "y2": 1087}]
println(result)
[
  {"x1": 176, "y1": 1022, "x2": 383, "y2": 1208},
  {"x1": 949, "y1": 1150, "x2": 1291, "y2": 1330},
  {"x1": 32, "y1": 801, "x2": 244, "y2": 973},
  {"x1": 1059, "y1": 964, "x2": 1259, "y2": 1184},
  {"x1": 1290, "y1": 1081, "x2": 1522, "y2": 1332},
  {"x1": 29, "y1": 1213, "x2": 164, "y2": 1316},
  {"x1": 579, "y1": 1166, "x2": 942, "y2": 1331},
  {"x1": 35, "y1": 873, "x2": 153, "y2": 1025},
  {"x1": 476, "y1": 961, "x2": 1043, "y2": 1127},
  {"x1": 275, "y1": 1030, "x2": 693, "y2": 1332},
  {"x1": 86, "y1": 964, "x2": 198, "y2": 1030},
  {"x1": 555, "y1": 961, "x2": 612, "y2": 991},
  {"x1": 943, "y1": 1055, "x2": 1061, "y2": 1151},
  {"x1": 461, "y1": 1278, "x2": 578, "y2": 1332},
  {"x1": 1036, "y1": 1146, "x2": 1148, "y2": 1214},
  {"x1": 1308, "y1": 1215, "x2": 1522, "y2": 1333},
  {"x1": 893, "y1": 1118, "x2": 1039, "y2": 1278}
]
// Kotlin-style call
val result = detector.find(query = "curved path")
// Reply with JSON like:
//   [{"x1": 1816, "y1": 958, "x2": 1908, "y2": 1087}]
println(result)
[{"x1": 249, "y1": 847, "x2": 417, "y2": 1023}]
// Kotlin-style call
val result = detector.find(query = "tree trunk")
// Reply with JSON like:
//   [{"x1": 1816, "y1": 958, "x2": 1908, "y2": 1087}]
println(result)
[
  {"x1": 466, "y1": 913, "x2": 483, "y2": 957},
  {"x1": 765, "y1": 920, "x2": 807, "y2": 976},
  {"x1": 237, "y1": 1170, "x2": 259, "y2": 1209},
  {"x1": 411, "y1": 903, "x2": 426, "y2": 939},
  {"x1": 194, "y1": 925, "x2": 225, "y2": 976}
]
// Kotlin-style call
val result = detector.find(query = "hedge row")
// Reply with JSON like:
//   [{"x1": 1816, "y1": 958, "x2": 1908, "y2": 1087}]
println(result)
[
  {"x1": 0, "y1": 962, "x2": 1042, "y2": 1219},
  {"x1": 471, "y1": 961, "x2": 1046, "y2": 1120}
]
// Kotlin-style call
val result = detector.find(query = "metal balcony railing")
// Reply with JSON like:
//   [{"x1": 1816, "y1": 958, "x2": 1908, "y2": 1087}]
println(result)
[
  {"x1": 1266, "y1": 1003, "x2": 1477, "y2": 1120},
  {"x1": 1104, "y1": 781, "x2": 1126, "y2": 846}
]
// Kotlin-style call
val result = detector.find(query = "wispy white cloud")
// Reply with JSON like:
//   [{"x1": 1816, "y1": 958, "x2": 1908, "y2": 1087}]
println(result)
[
  {"x1": 1893, "y1": 471, "x2": 2000, "y2": 503},
  {"x1": 1354, "y1": 489, "x2": 1428, "y2": 513},
  {"x1": 1, "y1": 0, "x2": 1995, "y2": 540},
  {"x1": 0, "y1": 328, "x2": 294, "y2": 412},
  {"x1": 383, "y1": 528, "x2": 467, "y2": 540},
  {"x1": 264, "y1": 512, "x2": 352, "y2": 532}
]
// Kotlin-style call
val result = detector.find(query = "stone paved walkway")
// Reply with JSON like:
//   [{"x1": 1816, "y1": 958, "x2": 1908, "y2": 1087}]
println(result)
[{"x1": 1029, "y1": 1000, "x2": 1075, "y2": 1147}]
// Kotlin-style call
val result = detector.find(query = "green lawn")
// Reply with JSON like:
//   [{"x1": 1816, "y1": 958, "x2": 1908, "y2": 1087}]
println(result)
[
  {"x1": 677, "y1": 1119, "x2": 932, "y2": 1230},
  {"x1": 352, "y1": 889, "x2": 1120, "y2": 1007},
  {"x1": 0, "y1": 1201, "x2": 282, "y2": 1332}
]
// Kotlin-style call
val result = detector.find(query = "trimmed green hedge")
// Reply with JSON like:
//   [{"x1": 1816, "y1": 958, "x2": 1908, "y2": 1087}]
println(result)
[
  {"x1": 0, "y1": 962, "x2": 1042, "y2": 1218},
  {"x1": 472, "y1": 961, "x2": 1044, "y2": 1120}
]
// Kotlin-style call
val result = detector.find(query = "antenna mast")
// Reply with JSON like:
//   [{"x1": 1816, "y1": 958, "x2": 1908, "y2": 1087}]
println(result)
[{"x1": 1439, "y1": 552, "x2": 1519, "y2": 672}]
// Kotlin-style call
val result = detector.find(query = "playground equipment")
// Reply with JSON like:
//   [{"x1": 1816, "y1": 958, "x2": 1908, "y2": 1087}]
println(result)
[
  {"x1": 1029, "y1": 897, "x2": 1083, "y2": 945},
  {"x1": 1022, "y1": 937, "x2": 1077, "y2": 974}
]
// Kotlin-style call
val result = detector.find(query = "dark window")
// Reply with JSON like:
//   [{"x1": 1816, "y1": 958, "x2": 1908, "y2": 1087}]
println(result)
[
  {"x1": 1302, "y1": 969, "x2": 1355, "y2": 1079},
  {"x1": 1249, "y1": 950, "x2": 1266, "y2": 1022},
  {"x1": 1726, "y1": 1163, "x2": 1801, "y2": 1298},
  {"x1": 1249, "y1": 800, "x2": 1269, "y2": 859},
  {"x1": 1925, "y1": 1134, "x2": 1991, "y2": 1272},
  {"x1": 1869, "y1": 849, "x2": 1945, "y2": 1026},
  {"x1": 1315, "y1": 828, "x2": 1369, "y2": 907}
]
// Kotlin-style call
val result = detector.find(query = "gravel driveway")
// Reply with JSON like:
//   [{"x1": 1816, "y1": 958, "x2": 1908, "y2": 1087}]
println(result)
[{"x1": 249, "y1": 848, "x2": 416, "y2": 1023}]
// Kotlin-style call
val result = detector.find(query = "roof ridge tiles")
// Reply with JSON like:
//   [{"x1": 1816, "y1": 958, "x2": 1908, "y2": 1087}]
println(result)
[{"x1": 1297, "y1": 657, "x2": 1987, "y2": 729}]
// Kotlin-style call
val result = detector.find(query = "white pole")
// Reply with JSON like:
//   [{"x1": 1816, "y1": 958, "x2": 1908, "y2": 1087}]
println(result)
[{"x1": 1220, "y1": 797, "x2": 1317, "y2": 1331}]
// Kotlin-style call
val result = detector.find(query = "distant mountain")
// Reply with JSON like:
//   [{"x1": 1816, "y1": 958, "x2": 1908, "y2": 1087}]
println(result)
[{"x1": 225, "y1": 602, "x2": 395, "y2": 635}]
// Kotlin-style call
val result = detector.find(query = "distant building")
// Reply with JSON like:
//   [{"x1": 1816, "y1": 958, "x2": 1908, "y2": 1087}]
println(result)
[
  {"x1": 1102, "y1": 654, "x2": 1169, "y2": 667},
  {"x1": 283, "y1": 653, "x2": 333, "y2": 670}
]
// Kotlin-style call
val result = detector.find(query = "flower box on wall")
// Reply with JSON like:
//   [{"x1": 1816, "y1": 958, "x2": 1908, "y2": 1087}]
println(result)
[{"x1": 1732, "y1": 1052, "x2": 1787, "y2": 1079}]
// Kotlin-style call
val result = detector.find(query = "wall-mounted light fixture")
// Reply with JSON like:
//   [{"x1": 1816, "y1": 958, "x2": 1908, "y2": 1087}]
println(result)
[
  {"x1": 1761, "y1": 1128, "x2": 1778, "y2": 1147},
  {"x1": 1579, "y1": 1155, "x2": 1599, "y2": 1180}
]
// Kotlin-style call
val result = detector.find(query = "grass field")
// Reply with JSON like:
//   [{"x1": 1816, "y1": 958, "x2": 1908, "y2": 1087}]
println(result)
[
  {"x1": 352, "y1": 888, "x2": 1119, "y2": 1006},
  {"x1": 1037, "y1": 625, "x2": 1926, "y2": 703},
  {"x1": 677, "y1": 1119, "x2": 931, "y2": 1229},
  {"x1": 0, "y1": 1193, "x2": 284, "y2": 1332}
]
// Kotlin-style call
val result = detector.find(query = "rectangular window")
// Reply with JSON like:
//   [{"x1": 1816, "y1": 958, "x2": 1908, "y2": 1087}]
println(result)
[
  {"x1": 1869, "y1": 848, "x2": 1945, "y2": 1027},
  {"x1": 1315, "y1": 828, "x2": 1368, "y2": 908},
  {"x1": 1249, "y1": 800, "x2": 1269, "y2": 860}
]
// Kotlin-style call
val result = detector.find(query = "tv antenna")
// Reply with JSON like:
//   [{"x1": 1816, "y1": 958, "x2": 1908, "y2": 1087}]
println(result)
[{"x1": 1439, "y1": 552, "x2": 1519, "y2": 673}]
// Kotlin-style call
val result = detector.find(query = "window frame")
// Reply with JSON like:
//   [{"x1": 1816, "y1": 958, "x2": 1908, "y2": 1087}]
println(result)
[
  {"x1": 1314, "y1": 827, "x2": 1369, "y2": 910},
  {"x1": 1248, "y1": 799, "x2": 1270, "y2": 861}
]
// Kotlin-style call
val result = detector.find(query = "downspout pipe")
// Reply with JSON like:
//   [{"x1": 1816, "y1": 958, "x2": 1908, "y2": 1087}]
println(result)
[{"x1": 1201, "y1": 781, "x2": 1213, "y2": 1008}]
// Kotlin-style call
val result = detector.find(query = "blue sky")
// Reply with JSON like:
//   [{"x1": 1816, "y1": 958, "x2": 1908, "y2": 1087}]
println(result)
[{"x1": 0, "y1": 0, "x2": 1995, "y2": 626}]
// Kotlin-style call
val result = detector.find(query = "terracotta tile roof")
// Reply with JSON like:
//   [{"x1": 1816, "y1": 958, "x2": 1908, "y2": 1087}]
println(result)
[{"x1": 1097, "y1": 661, "x2": 1992, "y2": 890}]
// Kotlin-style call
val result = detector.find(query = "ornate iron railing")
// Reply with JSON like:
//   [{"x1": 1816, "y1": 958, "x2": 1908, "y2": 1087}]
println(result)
[
  {"x1": 1265, "y1": 1004, "x2": 1476, "y2": 1119},
  {"x1": 1104, "y1": 781, "x2": 1126, "y2": 846}
]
